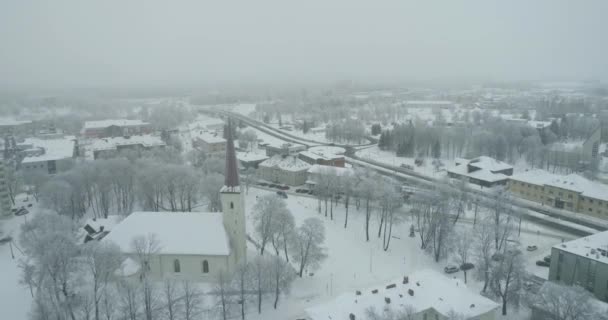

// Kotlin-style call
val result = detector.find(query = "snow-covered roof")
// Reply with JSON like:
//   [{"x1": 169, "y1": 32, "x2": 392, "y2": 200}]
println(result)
[
  {"x1": 405, "y1": 100, "x2": 454, "y2": 105},
  {"x1": 306, "y1": 269, "x2": 499, "y2": 320},
  {"x1": 307, "y1": 164, "x2": 353, "y2": 177},
  {"x1": 192, "y1": 131, "x2": 226, "y2": 144},
  {"x1": 84, "y1": 119, "x2": 149, "y2": 129},
  {"x1": 553, "y1": 230, "x2": 608, "y2": 264},
  {"x1": 510, "y1": 169, "x2": 608, "y2": 202},
  {"x1": 21, "y1": 137, "x2": 76, "y2": 163},
  {"x1": 301, "y1": 146, "x2": 346, "y2": 160},
  {"x1": 89, "y1": 135, "x2": 165, "y2": 151},
  {"x1": 467, "y1": 156, "x2": 512, "y2": 172},
  {"x1": 104, "y1": 212, "x2": 230, "y2": 256},
  {"x1": 549, "y1": 140, "x2": 585, "y2": 152},
  {"x1": 0, "y1": 118, "x2": 32, "y2": 126},
  {"x1": 188, "y1": 117, "x2": 225, "y2": 131},
  {"x1": 236, "y1": 151, "x2": 268, "y2": 162},
  {"x1": 115, "y1": 257, "x2": 140, "y2": 277},
  {"x1": 528, "y1": 120, "x2": 552, "y2": 129},
  {"x1": 84, "y1": 216, "x2": 123, "y2": 233},
  {"x1": 259, "y1": 155, "x2": 311, "y2": 172}
]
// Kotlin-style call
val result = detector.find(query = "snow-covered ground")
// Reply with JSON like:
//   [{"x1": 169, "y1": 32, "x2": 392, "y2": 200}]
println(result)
[{"x1": 355, "y1": 145, "x2": 455, "y2": 179}]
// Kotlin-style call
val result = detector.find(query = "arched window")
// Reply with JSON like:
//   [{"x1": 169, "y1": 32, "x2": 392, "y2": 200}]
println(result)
[
  {"x1": 230, "y1": 202, "x2": 234, "y2": 209},
  {"x1": 202, "y1": 260, "x2": 209, "y2": 273},
  {"x1": 173, "y1": 259, "x2": 181, "y2": 273}
]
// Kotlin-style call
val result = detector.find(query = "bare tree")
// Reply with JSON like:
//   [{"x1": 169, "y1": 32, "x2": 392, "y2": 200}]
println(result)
[
  {"x1": 357, "y1": 176, "x2": 377, "y2": 242},
  {"x1": 271, "y1": 208, "x2": 295, "y2": 261},
  {"x1": 252, "y1": 194, "x2": 286, "y2": 255},
  {"x1": 270, "y1": 255, "x2": 296, "y2": 309},
  {"x1": 453, "y1": 229, "x2": 473, "y2": 283},
  {"x1": 181, "y1": 281, "x2": 203, "y2": 320},
  {"x1": 291, "y1": 217, "x2": 327, "y2": 277},
  {"x1": 212, "y1": 269, "x2": 234, "y2": 320},
  {"x1": 233, "y1": 262, "x2": 251, "y2": 320},
  {"x1": 473, "y1": 220, "x2": 494, "y2": 293},
  {"x1": 81, "y1": 241, "x2": 123, "y2": 320},
  {"x1": 131, "y1": 234, "x2": 160, "y2": 320},
  {"x1": 116, "y1": 279, "x2": 140, "y2": 320},
  {"x1": 162, "y1": 280, "x2": 182, "y2": 320},
  {"x1": 489, "y1": 248, "x2": 525, "y2": 316},
  {"x1": 531, "y1": 282, "x2": 603, "y2": 320},
  {"x1": 251, "y1": 255, "x2": 271, "y2": 314}
]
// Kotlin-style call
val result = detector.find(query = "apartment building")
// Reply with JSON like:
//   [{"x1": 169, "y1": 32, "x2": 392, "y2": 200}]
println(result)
[
  {"x1": 548, "y1": 230, "x2": 608, "y2": 303},
  {"x1": 508, "y1": 169, "x2": 608, "y2": 219}
]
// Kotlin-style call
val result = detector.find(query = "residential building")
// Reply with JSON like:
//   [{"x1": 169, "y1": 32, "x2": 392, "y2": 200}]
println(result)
[
  {"x1": 88, "y1": 135, "x2": 166, "y2": 160},
  {"x1": 0, "y1": 159, "x2": 12, "y2": 217},
  {"x1": 18, "y1": 137, "x2": 76, "y2": 175},
  {"x1": 82, "y1": 119, "x2": 152, "y2": 138},
  {"x1": 447, "y1": 156, "x2": 513, "y2": 188},
  {"x1": 0, "y1": 118, "x2": 34, "y2": 137},
  {"x1": 188, "y1": 116, "x2": 225, "y2": 133},
  {"x1": 306, "y1": 269, "x2": 499, "y2": 320},
  {"x1": 299, "y1": 146, "x2": 346, "y2": 167},
  {"x1": 547, "y1": 126, "x2": 601, "y2": 169},
  {"x1": 192, "y1": 131, "x2": 226, "y2": 157},
  {"x1": 104, "y1": 123, "x2": 246, "y2": 281},
  {"x1": 508, "y1": 169, "x2": 608, "y2": 218},
  {"x1": 264, "y1": 142, "x2": 306, "y2": 157},
  {"x1": 548, "y1": 230, "x2": 608, "y2": 302},
  {"x1": 258, "y1": 155, "x2": 311, "y2": 186}
]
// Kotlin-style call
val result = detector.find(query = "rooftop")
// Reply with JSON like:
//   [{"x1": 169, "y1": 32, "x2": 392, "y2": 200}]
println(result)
[
  {"x1": 21, "y1": 137, "x2": 76, "y2": 163},
  {"x1": 553, "y1": 230, "x2": 608, "y2": 264},
  {"x1": 89, "y1": 135, "x2": 165, "y2": 151},
  {"x1": 84, "y1": 119, "x2": 149, "y2": 130},
  {"x1": 305, "y1": 269, "x2": 499, "y2": 320},
  {"x1": 192, "y1": 131, "x2": 226, "y2": 144},
  {"x1": 510, "y1": 169, "x2": 608, "y2": 202},
  {"x1": 103, "y1": 211, "x2": 230, "y2": 256},
  {"x1": 300, "y1": 146, "x2": 346, "y2": 160},
  {"x1": 236, "y1": 151, "x2": 268, "y2": 162},
  {"x1": 259, "y1": 155, "x2": 311, "y2": 172},
  {"x1": 467, "y1": 156, "x2": 512, "y2": 172}
]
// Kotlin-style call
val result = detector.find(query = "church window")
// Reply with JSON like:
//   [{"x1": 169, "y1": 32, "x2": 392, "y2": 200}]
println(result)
[
  {"x1": 202, "y1": 260, "x2": 209, "y2": 273},
  {"x1": 173, "y1": 259, "x2": 181, "y2": 273},
  {"x1": 230, "y1": 202, "x2": 234, "y2": 209}
]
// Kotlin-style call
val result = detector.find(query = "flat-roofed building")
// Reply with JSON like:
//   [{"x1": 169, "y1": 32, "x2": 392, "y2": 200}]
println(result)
[
  {"x1": 192, "y1": 131, "x2": 226, "y2": 157},
  {"x1": 548, "y1": 230, "x2": 608, "y2": 303},
  {"x1": 19, "y1": 137, "x2": 76, "y2": 175},
  {"x1": 508, "y1": 169, "x2": 608, "y2": 218},
  {"x1": 447, "y1": 156, "x2": 513, "y2": 188},
  {"x1": 82, "y1": 119, "x2": 152, "y2": 139},
  {"x1": 88, "y1": 135, "x2": 166, "y2": 160}
]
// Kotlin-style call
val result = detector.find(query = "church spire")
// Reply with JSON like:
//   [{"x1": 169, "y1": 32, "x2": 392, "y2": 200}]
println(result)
[{"x1": 223, "y1": 119, "x2": 240, "y2": 190}]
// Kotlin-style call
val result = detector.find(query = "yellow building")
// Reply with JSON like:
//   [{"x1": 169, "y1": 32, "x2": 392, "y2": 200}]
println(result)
[{"x1": 508, "y1": 169, "x2": 608, "y2": 219}]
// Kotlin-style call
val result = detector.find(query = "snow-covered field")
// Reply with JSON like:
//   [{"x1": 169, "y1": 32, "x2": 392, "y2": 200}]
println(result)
[{"x1": 355, "y1": 145, "x2": 455, "y2": 178}]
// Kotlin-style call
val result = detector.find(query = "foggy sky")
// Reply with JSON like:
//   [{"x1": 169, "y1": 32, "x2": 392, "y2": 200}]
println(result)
[{"x1": 1, "y1": 0, "x2": 607, "y2": 88}]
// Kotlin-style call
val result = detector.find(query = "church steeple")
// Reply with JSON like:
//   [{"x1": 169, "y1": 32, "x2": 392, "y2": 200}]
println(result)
[{"x1": 223, "y1": 119, "x2": 240, "y2": 190}]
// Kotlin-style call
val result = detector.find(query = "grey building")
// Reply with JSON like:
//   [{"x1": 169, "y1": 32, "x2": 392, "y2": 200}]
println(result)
[
  {"x1": 0, "y1": 159, "x2": 12, "y2": 217},
  {"x1": 548, "y1": 230, "x2": 608, "y2": 303}
]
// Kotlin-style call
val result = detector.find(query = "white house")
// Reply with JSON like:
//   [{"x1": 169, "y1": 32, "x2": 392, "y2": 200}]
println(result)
[
  {"x1": 19, "y1": 136, "x2": 77, "y2": 175},
  {"x1": 258, "y1": 155, "x2": 311, "y2": 186},
  {"x1": 103, "y1": 123, "x2": 247, "y2": 281},
  {"x1": 306, "y1": 269, "x2": 499, "y2": 320}
]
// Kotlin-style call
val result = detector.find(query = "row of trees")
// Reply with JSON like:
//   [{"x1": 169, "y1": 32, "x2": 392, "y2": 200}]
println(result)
[{"x1": 38, "y1": 155, "x2": 224, "y2": 220}]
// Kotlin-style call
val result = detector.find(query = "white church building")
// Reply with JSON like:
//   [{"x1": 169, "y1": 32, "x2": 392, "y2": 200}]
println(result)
[{"x1": 104, "y1": 123, "x2": 247, "y2": 281}]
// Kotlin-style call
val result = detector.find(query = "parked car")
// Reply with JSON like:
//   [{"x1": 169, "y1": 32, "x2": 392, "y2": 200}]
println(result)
[
  {"x1": 460, "y1": 262, "x2": 475, "y2": 271},
  {"x1": 0, "y1": 236, "x2": 12, "y2": 245},
  {"x1": 276, "y1": 191, "x2": 288, "y2": 199},
  {"x1": 444, "y1": 265, "x2": 459, "y2": 274},
  {"x1": 15, "y1": 208, "x2": 29, "y2": 216},
  {"x1": 543, "y1": 255, "x2": 551, "y2": 263},
  {"x1": 400, "y1": 163, "x2": 414, "y2": 170},
  {"x1": 526, "y1": 245, "x2": 538, "y2": 252},
  {"x1": 536, "y1": 260, "x2": 550, "y2": 267},
  {"x1": 257, "y1": 182, "x2": 268, "y2": 187},
  {"x1": 279, "y1": 185, "x2": 289, "y2": 190}
]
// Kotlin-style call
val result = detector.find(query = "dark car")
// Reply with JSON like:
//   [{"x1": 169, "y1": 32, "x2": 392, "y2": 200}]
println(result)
[
  {"x1": 279, "y1": 185, "x2": 289, "y2": 190},
  {"x1": 15, "y1": 208, "x2": 29, "y2": 216},
  {"x1": 258, "y1": 182, "x2": 268, "y2": 187},
  {"x1": 444, "y1": 265, "x2": 459, "y2": 274},
  {"x1": 460, "y1": 262, "x2": 475, "y2": 271},
  {"x1": 0, "y1": 236, "x2": 12, "y2": 245},
  {"x1": 543, "y1": 255, "x2": 551, "y2": 263},
  {"x1": 276, "y1": 191, "x2": 288, "y2": 199},
  {"x1": 536, "y1": 260, "x2": 550, "y2": 267}
]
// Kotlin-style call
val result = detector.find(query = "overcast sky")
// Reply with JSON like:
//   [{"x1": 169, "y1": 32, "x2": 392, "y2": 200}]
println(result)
[{"x1": 1, "y1": 0, "x2": 607, "y2": 88}]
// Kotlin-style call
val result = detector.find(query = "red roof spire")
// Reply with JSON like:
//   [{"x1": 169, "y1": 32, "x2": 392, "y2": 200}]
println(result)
[{"x1": 223, "y1": 119, "x2": 240, "y2": 189}]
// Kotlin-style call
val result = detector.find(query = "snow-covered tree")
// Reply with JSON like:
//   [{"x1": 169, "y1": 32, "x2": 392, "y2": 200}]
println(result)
[
  {"x1": 81, "y1": 241, "x2": 123, "y2": 320},
  {"x1": 252, "y1": 194, "x2": 287, "y2": 255},
  {"x1": 453, "y1": 228, "x2": 473, "y2": 283},
  {"x1": 269, "y1": 255, "x2": 296, "y2": 309},
  {"x1": 489, "y1": 248, "x2": 525, "y2": 316},
  {"x1": 531, "y1": 282, "x2": 604, "y2": 320},
  {"x1": 291, "y1": 217, "x2": 327, "y2": 277}
]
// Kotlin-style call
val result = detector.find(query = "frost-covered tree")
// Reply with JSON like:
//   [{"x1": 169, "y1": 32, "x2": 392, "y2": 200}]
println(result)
[
  {"x1": 453, "y1": 229, "x2": 473, "y2": 283},
  {"x1": 239, "y1": 129, "x2": 258, "y2": 151},
  {"x1": 291, "y1": 217, "x2": 327, "y2": 277},
  {"x1": 269, "y1": 255, "x2": 295, "y2": 309},
  {"x1": 81, "y1": 241, "x2": 123, "y2": 320},
  {"x1": 531, "y1": 282, "x2": 604, "y2": 320},
  {"x1": 252, "y1": 194, "x2": 287, "y2": 255},
  {"x1": 489, "y1": 248, "x2": 525, "y2": 316}
]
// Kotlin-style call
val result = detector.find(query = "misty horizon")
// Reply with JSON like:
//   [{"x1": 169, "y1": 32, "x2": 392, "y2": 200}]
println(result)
[{"x1": 1, "y1": 0, "x2": 608, "y2": 89}]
